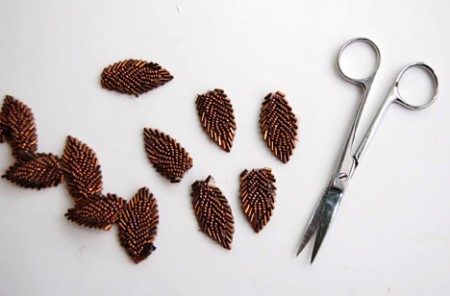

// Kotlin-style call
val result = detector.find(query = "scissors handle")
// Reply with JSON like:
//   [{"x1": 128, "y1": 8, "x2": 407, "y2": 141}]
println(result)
[
  {"x1": 337, "y1": 37, "x2": 381, "y2": 86},
  {"x1": 392, "y1": 63, "x2": 439, "y2": 110},
  {"x1": 332, "y1": 38, "x2": 381, "y2": 186},
  {"x1": 354, "y1": 62, "x2": 439, "y2": 163}
]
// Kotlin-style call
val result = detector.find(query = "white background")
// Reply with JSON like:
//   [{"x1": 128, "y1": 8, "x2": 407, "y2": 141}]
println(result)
[{"x1": 0, "y1": 0, "x2": 449, "y2": 295}]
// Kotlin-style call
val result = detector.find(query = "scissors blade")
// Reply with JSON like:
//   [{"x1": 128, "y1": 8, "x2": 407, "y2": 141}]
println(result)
[
  {"x1": 310, "y1": 187, "x2": 344, "y2": 263},
  {"x1": 296, "y1": 193, "x2": 327, "y2": 256}
]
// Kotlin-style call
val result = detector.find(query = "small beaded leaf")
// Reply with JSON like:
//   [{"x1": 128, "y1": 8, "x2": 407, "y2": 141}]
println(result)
[
  {"x1": 119, "y1": 187, "x2": 159, "y2": 264},
  {"x1": 101, "y1": 59, "x2": 173, "y2": 96},
  {"x1": 61, "y1": 136, "x2": 103, "y2": 202},
  {"x1": 196, "y1": 89, "x2": 236, "y2": 152},
  {"x1": 191, "y1": 176, "x2": 234, "y2": 249},
  {"x1": 0, "y1": 95, "x2": 38, "y2": 158},
  {"x1": 66, "y1": 193, "x2": 126, "y2": 231},
  {"x1": 240, "y1": 168, "x2": 276, "y2": 232},
  {"x1": 144, "y1": 128, "x2": 193, "y2": 183},
  {"x1": 2, "y1": 153, "x2": 64, "y2": 189},
  {"x1": 260, "y1": 91, "x2": 298, "y2": 163}
]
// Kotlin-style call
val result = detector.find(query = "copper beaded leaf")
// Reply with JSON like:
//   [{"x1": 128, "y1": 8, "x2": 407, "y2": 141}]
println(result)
[
  {"x1": 0, "y1": 95, "x2": 38, "y2": 159},
  {"x1": 191, "y1": 176, "x2": 234, "y2": 249},
  {"x1": 2, "y1": 153, "x2": 64, "y2": 189},
  {"x1": 196, "y1": 89, "x2": 236, "y2": 152},
  {"x1": 260, "y1": 91, "x2": 298, "y2": 163},
  {"x1": 144, "y1": 128, "x2": 193, "y2": 183},
  {"x1": 240, "y1": 168, "x2": 276, "y2": 233},
  {"x1": 119, "y1": 187, "x2": 159, "y2": 264},
  {"x1": 101, "y1": 59, "x2": 173, "y2": 97},
  {"x1": 66, "y1": 193, "x2": 126, "y2": 231},
  {"x1": 61, "y1": 136, "x2": 103, "y2": 202}
]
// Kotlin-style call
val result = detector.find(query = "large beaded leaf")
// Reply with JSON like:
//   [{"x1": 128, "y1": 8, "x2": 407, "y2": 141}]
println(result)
[
  {"x1": 61, "y1": 136, "x2": 103, "y2": 202},
  {"x1": 101, "y1": 59, "x2": 173, "y2": 96},
  {"x1": 3, "y1": 153, "x2": 64, "y2": 189},
  {"x1": 191, "y1": 176, "x2": 234, "y2": 249},
  {"x1": 196, "y1": 89, "x2": 236, "y2": 152},
  {"x1": 260, "y1": 91, "x2": 298, "y2": 163},
  {"x1": 66, "y1": 193, "x2": 126, "y2": 231},
  {"x1": 119, "y1": 187, "x2": 159, "y2": 264},
  {"x1": 0, "y1": 95, "x2": 38, "y2": 158},
  {"x1": 240, "y1": 168, "x2": 276, "y2": 232},
  {"x1": 143, "y1": 128, "x2": 193, "y2": 183}
]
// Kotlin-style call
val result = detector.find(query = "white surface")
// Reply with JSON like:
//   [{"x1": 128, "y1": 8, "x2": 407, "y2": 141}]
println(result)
[{"x1": 0, "y1": 0, "x2": 449, "y2": 295}]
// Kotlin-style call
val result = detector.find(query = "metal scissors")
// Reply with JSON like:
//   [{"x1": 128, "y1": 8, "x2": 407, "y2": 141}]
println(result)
[{"x1": 296, "y1": 37, "x2": 439, "y2": 263}]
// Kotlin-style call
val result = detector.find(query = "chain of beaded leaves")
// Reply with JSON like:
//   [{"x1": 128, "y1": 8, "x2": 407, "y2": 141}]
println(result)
[{"x1": 0, "y1": 58, "x2": 298, "y2": 263}]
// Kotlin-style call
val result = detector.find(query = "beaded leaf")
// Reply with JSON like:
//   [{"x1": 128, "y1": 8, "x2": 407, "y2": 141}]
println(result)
[
  {"x1": 196, "y1": 89, "x2": 236, "y2": 152},
  {"x1": 0, "y1": 95, "x2": 38, "y2": 159},
  {"x1": 101, "y1": 59, "x2": 173, "y2": 96},
  {"x1": 119, "y1": 187, "x2": 159, "y2": 264},
  {"x1": 61, "y1": 136, "x2": 103, "y2": 202},
  {"x1": 191, "y1": 176, "x2": 234, "y2": 249},
  {"x1": 240, "y1": 168, "x2": 276, "y2": 232},
  {"x1": 3, "y1": 152, "x2": 64, "y2": 189},
  {"x1": 143, "y1": 128, "x2": 193, "y2": 183},
  {"x1": 66, "y1": 193, "x2": 126, "y2": 231},
  {"x1": 259, "y1": 91, "x2": 298, "y2": 163}
]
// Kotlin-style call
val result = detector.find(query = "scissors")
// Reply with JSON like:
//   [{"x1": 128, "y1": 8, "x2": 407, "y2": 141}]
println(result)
[{"x1": 296, "y1": 37, "x2": 439, "y2": 263}]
